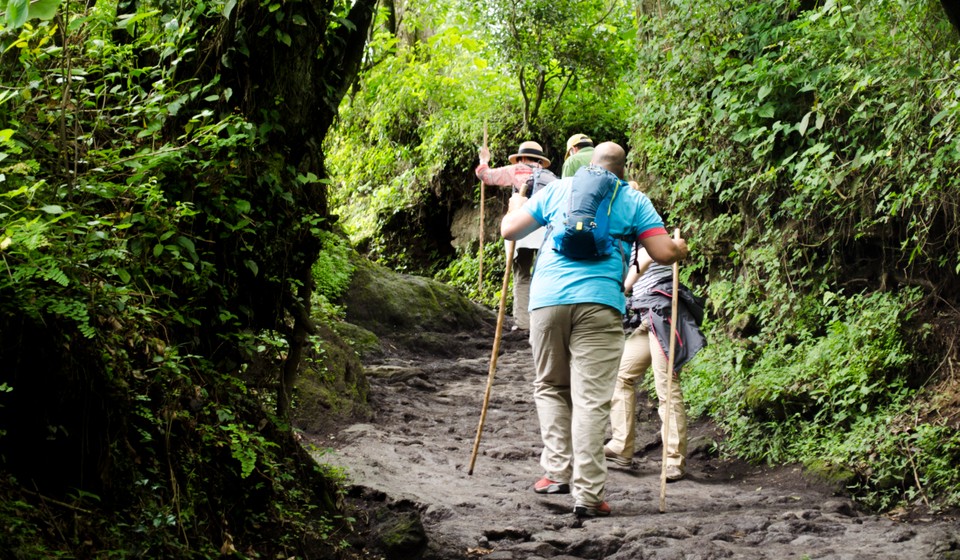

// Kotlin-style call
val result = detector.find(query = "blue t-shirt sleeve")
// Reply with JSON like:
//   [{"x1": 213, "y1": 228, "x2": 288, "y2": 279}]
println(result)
[
  {"x1": 525, "y1": 178, "x2": 566, "y2": 227},
  {"x1": 630, "y1": 191, "x2": 665, "y2": 237},
  {"x1": 607, "y1": 189, "x2": 664, "y2": 240}
]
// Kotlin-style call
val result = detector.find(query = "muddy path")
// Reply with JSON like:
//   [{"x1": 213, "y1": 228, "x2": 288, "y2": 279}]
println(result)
[{"x1": 307, "y1": 326, "x2": 960, "y2": 560}]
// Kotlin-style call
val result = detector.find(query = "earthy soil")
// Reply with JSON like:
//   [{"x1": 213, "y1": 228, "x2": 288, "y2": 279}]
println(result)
[{"x1": 305, "y1": 319, "x2": 960, "y2": 560}]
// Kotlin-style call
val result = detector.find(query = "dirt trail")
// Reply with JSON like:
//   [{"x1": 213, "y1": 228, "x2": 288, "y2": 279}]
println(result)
[{"x1": 308, "y1": 328, "x2": 960, "y2": 560}]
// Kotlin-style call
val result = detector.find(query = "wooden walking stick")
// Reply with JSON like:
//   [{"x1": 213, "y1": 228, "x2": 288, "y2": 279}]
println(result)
[
  {"x1": 468, "y1": 182, "x2": 527, "y2": 475},
  {"x1": 660, "y1": 228, "x2": 681, "y2": 512},
  {"x1": 478, "y1": 123, "x2": 487, "y2": 293}
]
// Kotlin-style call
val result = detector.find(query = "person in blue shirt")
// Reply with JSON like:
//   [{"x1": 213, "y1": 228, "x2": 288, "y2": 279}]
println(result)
[{"x1": 500, "y1": 141, "x2": 688, "y2": 518}]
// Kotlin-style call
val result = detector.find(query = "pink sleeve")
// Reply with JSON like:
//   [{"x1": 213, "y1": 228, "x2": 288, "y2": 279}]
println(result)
[{"x1": 476, "y1": 163, "x2": 521, "y2": 188}]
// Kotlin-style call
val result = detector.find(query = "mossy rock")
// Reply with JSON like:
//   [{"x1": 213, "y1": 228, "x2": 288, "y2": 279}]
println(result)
[
  {"x1": 330, "y1": 319, "x2": 382, "y2": 360},
  {"x1": 296, "y1": 255, "x2": 495, "y2": 430},
  {"x1": 803, "y1": 458, "x2": 858, "y2": 492},
  {"x1": 291, "y1": 321, "x2": 372, "y2": 433},
  {"x1": 339, "y1": 257, "x2": 495, "y2": 355},
  {"x1": 375, "y1": 511, "x2": 427, "y2": 558}
]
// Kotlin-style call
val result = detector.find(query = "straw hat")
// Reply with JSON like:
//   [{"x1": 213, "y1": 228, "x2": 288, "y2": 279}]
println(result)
[
  {"x1": 508, "y1": 141, "x2": 551, "y2": 167},
  {"x1": 565, "y1": 133, "x2": 594, "y2": 153}
]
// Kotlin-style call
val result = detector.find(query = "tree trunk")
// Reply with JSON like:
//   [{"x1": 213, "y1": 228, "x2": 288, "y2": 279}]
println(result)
[
  {"x1": 219, "y1": 0, "x2": 377, "y2": 420},
  {"x1": 942, "y1": 0, "x2": 960, "y2": 36}
]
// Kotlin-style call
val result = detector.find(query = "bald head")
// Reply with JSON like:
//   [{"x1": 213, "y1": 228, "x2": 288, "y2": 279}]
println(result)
[{"x1": 589, "y1": 142, "x2": 627, "y2": 179}]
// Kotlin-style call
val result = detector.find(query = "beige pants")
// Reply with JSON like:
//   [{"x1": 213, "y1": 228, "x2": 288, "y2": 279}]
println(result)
[
  {"x1": 529, "y1": 304, "x2": 624, "y2": 507},
  {"x1": 607, "y1": 320, "x2": 687, "y2": 469}
]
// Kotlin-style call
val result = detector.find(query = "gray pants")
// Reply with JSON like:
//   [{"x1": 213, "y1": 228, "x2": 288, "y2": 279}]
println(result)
[{"x1": 512, "y1": 248, "x2": 536, "y2": 329}]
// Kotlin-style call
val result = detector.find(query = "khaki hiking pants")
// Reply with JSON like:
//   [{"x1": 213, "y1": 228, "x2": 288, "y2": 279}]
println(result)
[
  {"x1": 607, "y1": 320, "x2": 687, "y2": 470},
  {"x1": 529, "y1": 303, "x2": 624, "y2": 508}
]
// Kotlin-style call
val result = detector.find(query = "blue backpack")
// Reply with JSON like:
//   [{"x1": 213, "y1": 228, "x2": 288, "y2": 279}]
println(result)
[{"x1": 548, "y1": 165, "x2": 626, "y2": 260}]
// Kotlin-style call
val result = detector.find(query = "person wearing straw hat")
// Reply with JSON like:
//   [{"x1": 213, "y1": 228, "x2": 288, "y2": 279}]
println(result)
[
  {"x1": 476, "y1": 140, "x2": 556, "y2": 332},
  {"x1": 500, "y1": 142, "x2": 688, "y2": 518},
  {"x1": 561, "y1": 133, "x2": 595, "y2": 178}
]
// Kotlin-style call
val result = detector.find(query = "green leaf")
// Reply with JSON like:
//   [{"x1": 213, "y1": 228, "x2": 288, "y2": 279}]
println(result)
[
  {"x1": 177, "y1": 236, "x2": 199, "y2": 262},
  {"x1": 27, "y1": 0, "x2": 61, "y2": 20},
  {"x1": 40, "y1": 205, "x2": 64, "y2": 214},
  {"x1": 758, "y1": 85, "x2": 772, "y2": 101},
  {"x1": 116, "y1": 9, "x2": 160, "y2": 29},
  {"x1": 153, "y1": 243, "x2": 164, "y2": 257},
  {"x1": 176, "y1": 236, "x2": 195, "y2": 253},
  {"x1": 797, "y1": 112, "x2": 811, "y2": 136},
  {"x1": 930, "y1": 109, "x2": 949, "y2": 127},
  {"x1": 2, "y1": 184, "x2": 30, "y2": 198},
  {"x1": 338, "y1": 16, "x2": 356, "y2": 32},
  {"x1": 5, "y1": 0, "x2": 29, "y2": 29}
]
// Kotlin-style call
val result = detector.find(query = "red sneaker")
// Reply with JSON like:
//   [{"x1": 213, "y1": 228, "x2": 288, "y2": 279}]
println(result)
[
  {"x1": 574, "y1": 501, "x2": 611, "y2": 518},
  {"x1": 533, "y1": 477, "x2": 570, "y2": 494}
]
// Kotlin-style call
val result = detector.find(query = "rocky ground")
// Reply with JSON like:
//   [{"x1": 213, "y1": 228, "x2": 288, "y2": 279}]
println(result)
[{"x1": 305, "y1": 323, "x2": 960, "y2": 560}]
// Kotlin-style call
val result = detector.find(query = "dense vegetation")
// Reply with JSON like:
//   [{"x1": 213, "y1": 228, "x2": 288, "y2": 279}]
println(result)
[
  {"x1": 2, "y1": 0, "x2": 959, "y2": 556},
  {"x1": 628, "y1": 0, "x2": 960, "y2": 510},
  {"x1": 0, "y1": 0, "x2": 375, "y2": 556}
]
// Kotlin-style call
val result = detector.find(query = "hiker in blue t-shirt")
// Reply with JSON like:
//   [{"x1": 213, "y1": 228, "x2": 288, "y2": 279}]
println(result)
[{"x1": 500, "y1": 141, "x2": 689, "y2": 518}]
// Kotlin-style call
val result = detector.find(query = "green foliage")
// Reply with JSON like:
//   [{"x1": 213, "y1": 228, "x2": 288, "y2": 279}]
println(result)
[
  {"x1": 464, "y1": 0, "x2": 636, "y2": 132},
  {"x1": 435, "y1": 237, "x2": 507, "y2": 309},
  {"x1": 683, "y1": 288, "x2": 939, "y2": 513},
  {"x1": 0, "y1": 0, "x2": 372, "y2": 555},
  {"x1": 326, "y1": 3, "x2": 512, "y2": 264},
  {"x1": 327, "y1": 0, "x2": 639, "y2": 293},
  {"x1": 691, "y1": 290, "x2": 915, "y2": 447},
  {"x1": 313, "y1": 229, "x2": 357, "y2": 302},
  {"x1": 634, "y1": 0, "x2": 960, "y2": 511},
  {"x1": 1, "y1": 0, "x2": 60, "y2": 30},
  {"x1": 632, "y1": 0, "x2": 960, "y2": 279}
]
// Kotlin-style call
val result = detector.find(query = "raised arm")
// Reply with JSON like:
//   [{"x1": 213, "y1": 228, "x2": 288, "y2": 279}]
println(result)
[
  {"x1": 500, "y1": 194, "x2": 541, "y2": 241},
  {"x1": 476, "y1": 147, "x2": 521, "y2": 188}
]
